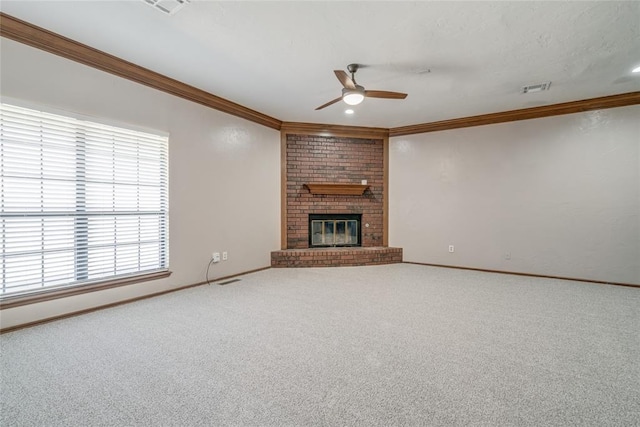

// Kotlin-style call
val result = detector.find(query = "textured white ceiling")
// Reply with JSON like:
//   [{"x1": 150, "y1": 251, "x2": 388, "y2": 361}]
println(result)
[{"x1": 1, "y1": 1, "x2": 639, "y2": 128}]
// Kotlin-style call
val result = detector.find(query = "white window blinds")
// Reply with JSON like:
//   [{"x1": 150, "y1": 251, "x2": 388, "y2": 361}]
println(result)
[{"x1": 0, "y1": 103, "x2": 169, "y2": 298}]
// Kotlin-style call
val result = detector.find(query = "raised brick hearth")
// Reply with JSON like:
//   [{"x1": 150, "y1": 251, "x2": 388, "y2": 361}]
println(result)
[{"x1": 271, "y1": 247, "x2": 402, "y2": 268}]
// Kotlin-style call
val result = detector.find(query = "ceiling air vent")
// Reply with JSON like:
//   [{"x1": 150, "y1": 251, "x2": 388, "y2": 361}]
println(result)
[
  {"x1": 143, "y1": 0, "x2": 190, "y2": 15},
  {"x1": 522, "y1": 82, "x2": 552, "y2": 94}
]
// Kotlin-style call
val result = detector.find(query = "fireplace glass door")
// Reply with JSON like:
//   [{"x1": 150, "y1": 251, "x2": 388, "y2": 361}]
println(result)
[{"x1": 309, "y1": 214, "x2": 361, "y2": 247}]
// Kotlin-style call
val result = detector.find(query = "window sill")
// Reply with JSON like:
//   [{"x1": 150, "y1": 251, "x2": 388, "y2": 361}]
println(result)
[{"x1": 0, "y1": 270, "x2": 172, "y2": 310}]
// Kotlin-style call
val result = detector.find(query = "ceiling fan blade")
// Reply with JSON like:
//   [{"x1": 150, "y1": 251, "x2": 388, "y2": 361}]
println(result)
[
  {"x1": 334, "y1": 70, "x2": 356, "y2": 89},
  {"x1": 315, "y1": 96, "x2": 343, "y2": 110},
  {"x1": 364, "y1": 90, "x2": 408, "y2": 99}
]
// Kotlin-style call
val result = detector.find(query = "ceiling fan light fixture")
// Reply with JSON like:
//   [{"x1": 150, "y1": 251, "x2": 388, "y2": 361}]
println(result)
[{"x1": 342, "y1": 87, "x2": 365, "y2": 106}]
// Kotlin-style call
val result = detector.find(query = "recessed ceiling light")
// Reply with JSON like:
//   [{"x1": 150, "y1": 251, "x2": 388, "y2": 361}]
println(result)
[
  {"x1": 345, "y1": 109, "x2": 355, "y2": 115},
  {"x1": 632, "y1": 66, "x2": 640, "y2": 73}
]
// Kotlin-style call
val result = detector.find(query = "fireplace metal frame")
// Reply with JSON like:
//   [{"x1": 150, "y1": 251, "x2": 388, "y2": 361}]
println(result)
[{"x1": 308, "y1": 213, "x2": 362, "y2": 248}]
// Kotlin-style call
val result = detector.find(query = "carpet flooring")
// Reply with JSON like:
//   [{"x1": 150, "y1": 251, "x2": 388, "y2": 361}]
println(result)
[{"x1": 1, "y1": 264, "x2": 638, "y2": 426}]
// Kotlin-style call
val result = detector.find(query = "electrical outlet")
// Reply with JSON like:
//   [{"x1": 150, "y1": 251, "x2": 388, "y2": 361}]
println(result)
[
  {"x1": 212, "y1": 252, "x2": 220, "y2": 263},
  {"x1": 505, "y1": 252, "x2": 511, "y2": 260},
  {"x1": 222, "y1": 251, "x2": 228, "y2": 261},
  {"x1": 448, "y1": 245, "x2": 455, "y2": 253}
]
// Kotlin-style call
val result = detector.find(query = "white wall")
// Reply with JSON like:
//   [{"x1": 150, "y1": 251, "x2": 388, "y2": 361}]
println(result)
[
  {"x1": 0, "y1": 39, "x2": 281, "y2": 328},
  {"x1": 390, "y1": 106, "x2": 640, "y2": 285}
]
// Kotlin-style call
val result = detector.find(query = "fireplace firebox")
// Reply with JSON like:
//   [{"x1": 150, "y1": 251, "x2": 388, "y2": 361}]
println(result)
[{"x1": 309, "y1": 214, "x2": 362, "y2": 248}]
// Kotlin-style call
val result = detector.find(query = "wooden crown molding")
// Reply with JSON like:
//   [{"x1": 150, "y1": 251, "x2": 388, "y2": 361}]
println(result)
[
  {"x1": 389, "y1": 92, "x2": 640, "y2": 137},
  {"x1": 2, "y1": 13, "x2": 638, "y2": 138},
  {"x1": 0, "y1": 12, "x2": 282, "y2": 130},
  {"x1": 281, "y1": 122, "x2": 389, "y2": 139}
]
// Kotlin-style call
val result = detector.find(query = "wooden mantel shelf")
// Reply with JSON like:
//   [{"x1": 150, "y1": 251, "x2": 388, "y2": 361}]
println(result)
[{"x1": 304, "y1": 183, "x2": 369, "y2": 195}]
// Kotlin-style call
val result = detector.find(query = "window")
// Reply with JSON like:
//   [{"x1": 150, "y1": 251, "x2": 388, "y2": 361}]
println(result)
[{"x1": 0, "y1": 103, "x2": 168, "y2": 300}]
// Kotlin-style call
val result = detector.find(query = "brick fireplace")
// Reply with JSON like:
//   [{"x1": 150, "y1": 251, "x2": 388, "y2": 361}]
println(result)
[{"x1": 271, "y1": 126, "x2": 402, "y2": 267}]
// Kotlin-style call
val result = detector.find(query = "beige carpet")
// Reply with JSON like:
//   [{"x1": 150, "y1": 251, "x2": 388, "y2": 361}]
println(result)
[{"x1": 1, "y1": 264, "x2": 638, "y2": 426}]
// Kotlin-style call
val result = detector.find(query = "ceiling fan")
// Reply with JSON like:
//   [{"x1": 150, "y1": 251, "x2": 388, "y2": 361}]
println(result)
[{"x1": 315, "y1": 63, "x2": 408, "y2": 110}]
